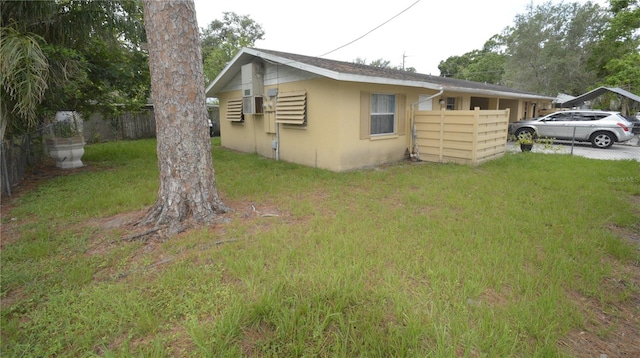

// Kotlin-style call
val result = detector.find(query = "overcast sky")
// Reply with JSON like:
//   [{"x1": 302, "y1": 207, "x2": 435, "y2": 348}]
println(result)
[{"x1": 192, "y1": 0, "x2": 609, "y2": 75}]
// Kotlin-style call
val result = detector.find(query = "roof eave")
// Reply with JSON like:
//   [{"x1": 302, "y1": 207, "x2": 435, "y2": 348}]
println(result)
[
  {"x1": 447, "y1": 86, "x2": 555, "y2": 100},
  {"x1": 206, "y1": 48, "x2": 553, "y2": 100},
  {"x1": 206, "y1": 48, "x2": 262, "y2": 97}
]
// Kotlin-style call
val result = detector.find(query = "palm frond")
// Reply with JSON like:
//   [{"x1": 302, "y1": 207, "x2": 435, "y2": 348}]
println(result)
[{"x1": 0, "y1": 27, "x2": 49, "y2": 127}]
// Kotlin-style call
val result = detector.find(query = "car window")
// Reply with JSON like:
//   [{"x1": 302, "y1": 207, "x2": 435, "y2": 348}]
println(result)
[
  {"x1": 615, "y1": 114, "x2": 630, "y2": 122},
  {"x1": 546, "y1": 112, "x2": 572, "y2": 122},
  {"x1": 573, "y1": 112, "x2": 607, "y2": 121}
]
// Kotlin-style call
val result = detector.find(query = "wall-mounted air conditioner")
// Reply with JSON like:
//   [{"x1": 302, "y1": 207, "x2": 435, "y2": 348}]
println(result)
[
  {"x1": 243, "y1": 95, "x2": 264, "y2": 114},
  {"x1": 241, "y1": 62, "x2": 264, "y2": 115}
]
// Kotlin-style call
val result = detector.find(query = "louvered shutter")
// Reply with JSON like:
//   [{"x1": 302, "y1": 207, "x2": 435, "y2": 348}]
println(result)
[
  {"x1": 226, "y1": 98, "x2": 244, "y2": 122},
  {"x1": 276, "y1": 90, "x2": 306, "y2": 125}
]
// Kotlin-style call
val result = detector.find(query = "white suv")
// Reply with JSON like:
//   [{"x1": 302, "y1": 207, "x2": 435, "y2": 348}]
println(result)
[{"x1": 508, "y1": 110, "x2": 635, "y2": 149}]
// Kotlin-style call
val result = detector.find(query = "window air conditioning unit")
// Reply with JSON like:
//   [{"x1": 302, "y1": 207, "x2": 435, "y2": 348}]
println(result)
[
  {"x1": 243, "y1": 95, "x2": 264, "y2": 115},
  {"x1": 241, "y1": 62, "x2": 264, "y2": 115}
]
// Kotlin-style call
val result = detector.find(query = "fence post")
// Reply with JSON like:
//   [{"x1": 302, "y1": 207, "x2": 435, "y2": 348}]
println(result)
[
  {"x1": 472, "y1": 107, "x2": 480, "y2": 165},
  {"x1": 439, "y1": 109, "x2": 445, "y2": 162},
  {"x1": 1, "y1": 142, "x2": 11, "y2": 196},
  {"x1": 571, "y1": 126, "x2": 576, "y2": 155}
]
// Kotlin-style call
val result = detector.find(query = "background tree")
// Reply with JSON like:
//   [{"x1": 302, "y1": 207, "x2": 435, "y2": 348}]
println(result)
[
  {"x1": 140, "y1": 0, "x2": 227, "y2": 231},
  {"x1": 438, "y1": 36, "x2": 506, "y2": 84},
  {"x1": 353, "y1": 57, "x2": 417, "y2": 72},
  {"x1": 589, "y1": 0, "x2": 640, "y2": 97},
  {"x1": 0, "y1": 0, "x2": 149, "y2": 141},
  {"x1": 424, "y1": 1, "x2": 640, "y2": 100},
  {"x1": 500, "y1": 1, "x2": 608, "y2": 95},
  {"x1": 200, "y1": 12, "x2": 265, "y2": 83}
]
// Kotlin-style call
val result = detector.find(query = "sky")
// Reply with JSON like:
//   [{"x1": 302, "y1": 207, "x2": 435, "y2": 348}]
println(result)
[{"x1": 192, "y1": 0, "x2": 609, "y2": 75}]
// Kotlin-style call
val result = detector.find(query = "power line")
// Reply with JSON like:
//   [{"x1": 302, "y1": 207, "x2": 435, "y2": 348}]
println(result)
[{"x1": 318, "y1": 0, "x2": 421, "y2": 58}]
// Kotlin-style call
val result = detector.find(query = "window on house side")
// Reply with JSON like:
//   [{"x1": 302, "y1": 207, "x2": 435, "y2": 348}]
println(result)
[
  {"x1": 446, "y1": 97, "x2": 456, "y2": 110},
  {"x1": 370, "y1": 94, "x2": 395, "y2": 135}
]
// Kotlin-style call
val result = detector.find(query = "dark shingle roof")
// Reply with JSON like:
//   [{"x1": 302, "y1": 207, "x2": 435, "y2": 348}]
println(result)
[
  {"x1": 253, "y1": 48, "x2": 548, "y2": 97},
  {"x1": 206, "y1": 47, "x2": 554, "y2": 100}
]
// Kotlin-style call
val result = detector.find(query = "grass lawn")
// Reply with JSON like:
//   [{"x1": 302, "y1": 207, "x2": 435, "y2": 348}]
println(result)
[{"x1": 1, "y1": 138, "x2": 639, "y2": 357}]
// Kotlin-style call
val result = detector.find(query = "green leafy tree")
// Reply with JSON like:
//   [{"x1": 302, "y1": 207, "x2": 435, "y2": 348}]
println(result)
[
  {"x1": 603, "y1": 53, "x2": 640, "y2": 91},
  {"x1": 0, "y1": 0, "x2": 148, "y2": 140},
  {"x1": 438, "y1": 54, "x2": 471, "y2": 78},
  {"x1": 353, "y1": 57, "x2": 416, "y2": 72},
  {"x1": 500, "y1": 1, "x2": 608, "y2": 95},
  {"x1": 590, "y1": 0, "x2": 640, "y2": 95},
  {"x1": 0, "y1": 27, "x2": 49, "y2": 140},
  {"x1": 597, "y1": 52, "x2": 640, "y2": 114},
  {"x1": 369, "y1": 58, "x2": 393, "y2": 68},
  {"x1": 438, "y1": 36, "x2": 506, "y2": 83},
  {"x1": 200, "y1": 12, "x2": 265, "y2": 83}
]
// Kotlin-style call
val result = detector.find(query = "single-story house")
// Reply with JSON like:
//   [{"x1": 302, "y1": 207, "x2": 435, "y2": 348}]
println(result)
[{"x1": 206, "y1": 47, "x2": 554, "y2": 171}]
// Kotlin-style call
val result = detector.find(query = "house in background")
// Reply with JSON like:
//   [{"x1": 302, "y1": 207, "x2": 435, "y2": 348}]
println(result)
[{"x1": 206, "y1": 48, "x2": 554, "y2": 171}]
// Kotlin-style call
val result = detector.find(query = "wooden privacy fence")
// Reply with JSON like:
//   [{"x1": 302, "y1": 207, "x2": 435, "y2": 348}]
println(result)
[
  {"x1": 413, "y1": 108, "x2": 510, "y2": 165},
  {"x1": 117, "y1": 110, "x2": 156, "y2": 140}
]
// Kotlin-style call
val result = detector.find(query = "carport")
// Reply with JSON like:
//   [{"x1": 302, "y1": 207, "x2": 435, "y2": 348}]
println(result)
[{"x1": 560, "y1": 87, "x2": 640, "y2": 115}]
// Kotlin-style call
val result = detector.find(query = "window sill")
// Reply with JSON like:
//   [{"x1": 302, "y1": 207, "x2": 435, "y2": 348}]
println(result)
[{"x1": 369, "y1": 134, "x2": 399, "y2": 141}]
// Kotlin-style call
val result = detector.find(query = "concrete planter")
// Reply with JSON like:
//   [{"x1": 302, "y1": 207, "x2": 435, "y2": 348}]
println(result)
[{"x1": 45, "y1": 136, "x2": 85, "y2": 169}]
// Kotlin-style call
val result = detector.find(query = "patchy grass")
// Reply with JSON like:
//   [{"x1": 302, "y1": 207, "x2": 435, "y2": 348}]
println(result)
[{"x1": 1, "y1": 139, "x2": 639, "y2": 357}]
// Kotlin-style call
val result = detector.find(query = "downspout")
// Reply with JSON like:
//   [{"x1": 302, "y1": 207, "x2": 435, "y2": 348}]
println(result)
[
  {"x1": 270, "y1": 91, "x2": 280, "y2": 161},
  {"x1": 275, "y1": 116, "x2": 280, "y2": 161},
  {"x1": 410, "y1": 87, "x2": 443, "y2": 161}
]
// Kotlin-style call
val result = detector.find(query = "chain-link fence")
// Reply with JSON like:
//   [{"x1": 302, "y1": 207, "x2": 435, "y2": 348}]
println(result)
[
  {"x1": 1, "y1": 131, "x2": 48, "y2": 196},
  {"x1": 507, "y1": 133, "x2": 640, "y2": 161},
  {"x1": 2, "y1": 106, "x2": 221, "y2": 196}
]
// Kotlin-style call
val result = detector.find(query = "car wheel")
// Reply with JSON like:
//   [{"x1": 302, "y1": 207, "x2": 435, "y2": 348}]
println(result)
[
  {"x1": 515, "y1": 128, "x2": 535, "y2": 140},
  {"x1": 590, "y1": 131, "x2": 615, "y2": 149}
]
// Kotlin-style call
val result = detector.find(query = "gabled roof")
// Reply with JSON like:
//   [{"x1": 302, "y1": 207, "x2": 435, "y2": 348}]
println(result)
[
  {"x1": 205, "y1": 48, "x2": 554, "y2": 100},
  {"x1": 560, "y1": 86, "x2": 640, "y2": 107}
]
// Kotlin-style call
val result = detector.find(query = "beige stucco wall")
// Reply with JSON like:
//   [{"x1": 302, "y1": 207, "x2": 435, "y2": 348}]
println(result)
[
  {"x1": 217, "y1": 76, "x2": 552, "y2": 171},
  {"x1": 219, "y1": 78, "x2": 443, "y2": 171}
]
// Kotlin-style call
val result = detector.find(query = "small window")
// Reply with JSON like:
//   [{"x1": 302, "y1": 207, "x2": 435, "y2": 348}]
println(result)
[
  {"x1": 360, "y1": 92, "x2": 406, "y2": 139},
  {"x1": 446, "y1": 97, "x2": 456, "y2": 110},
  {"x1": 276, "y1": 90, "x2": 306, "y2": 125},
  {"x1": 371, "y1": 94, "x2": 395, "y2": 135},
  {"x1": 226, "y1": 98, "x2": 244, "y2": 122}
]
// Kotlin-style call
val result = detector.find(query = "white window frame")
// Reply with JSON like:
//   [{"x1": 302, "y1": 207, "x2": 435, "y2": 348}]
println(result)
[{"x1": 370, "y1": 93, "x2": 396, "y2": 136}]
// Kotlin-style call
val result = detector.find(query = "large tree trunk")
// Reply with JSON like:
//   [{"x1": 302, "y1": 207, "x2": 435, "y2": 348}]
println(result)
[{"x1": 140, "y1": 0, "x2": 227, "y2": 230}]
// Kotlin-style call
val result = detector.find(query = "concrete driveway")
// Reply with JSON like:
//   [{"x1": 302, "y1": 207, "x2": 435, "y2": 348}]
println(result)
[{"x1": 507, "y1": 137, "x2": 640, "y2": 162}]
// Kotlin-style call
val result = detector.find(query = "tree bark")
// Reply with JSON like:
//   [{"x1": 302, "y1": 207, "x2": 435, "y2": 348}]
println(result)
[{"x1": 140, "y1": 0, "x2": 227, "y2": 229}]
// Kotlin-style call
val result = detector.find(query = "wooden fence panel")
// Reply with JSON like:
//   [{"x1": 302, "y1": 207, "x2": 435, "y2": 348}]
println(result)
[
  {"x1": 414, "y1": 108, "x2": 509, "y2": 165},
  {"x1": 118, "y1": 110, "x2": 156, "y2": 140}
]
